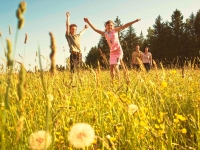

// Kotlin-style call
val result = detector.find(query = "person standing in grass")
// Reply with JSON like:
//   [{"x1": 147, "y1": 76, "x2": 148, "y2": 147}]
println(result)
[
  {"x1": 132, "y1": 44, "x2": 143, "y2": 71},
  {"x1": 84, "y1": 17, "x2": 141, "y2": 80},
  {"x1": 66, "y1": 12, "x2": 89, "y2": 73},
  {"x1": 142, "y1": 47, "x2": 152, "y2": 72}
]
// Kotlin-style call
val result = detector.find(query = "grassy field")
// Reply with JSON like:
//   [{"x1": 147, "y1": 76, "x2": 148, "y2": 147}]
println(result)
[
  {"x1": 0, "y1": 2, "x2": 200, "y2": 149},
  {"x1": 0, "y1": 67, "x2": 200, "y2": 150}
]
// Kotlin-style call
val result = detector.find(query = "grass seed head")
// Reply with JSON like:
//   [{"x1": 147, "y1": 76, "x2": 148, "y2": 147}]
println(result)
[
  {"x1": 24, "y1": 33, "x2": 28, "y2": 44},
  {"x1": 49, "y1": 32, "x2": 56, "y2": 74},
  {"x1": 18, "y1": 18, "x2": 25, "y2": 29},
  {"x1": 19, "y1": 1, "x2": 27, "y2": 13},
  {"x1": 6, "y1": 39, "x2": 13, "y2": 67}
]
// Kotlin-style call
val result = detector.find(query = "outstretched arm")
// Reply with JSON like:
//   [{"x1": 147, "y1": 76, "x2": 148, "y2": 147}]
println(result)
[
  {"x1": 84, "y1": 18, "x2": 104, "y2": 36},
  {"x1": 79, "y1": 25, "x2": 89, "y2": 36},
  {"x1": 114, "y1": 19, "x2": 141, "y2": 32},
  {"x1": 66, "y1": 12, "x2": 70, "y2": 34}
]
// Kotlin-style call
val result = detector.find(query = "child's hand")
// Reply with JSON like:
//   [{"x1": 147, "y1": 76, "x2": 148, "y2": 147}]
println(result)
[
  {"x1": 66, "y1": 12, "x2": 70, "y2": 17},
  {"x1": 85, "y1": 25, "x2": 89, "y2": 29},
  {"x1": 84, "y1": 18, "x2": 89, "y2": 23},
  {"x1": 136, "y1": 19, "x2": 141, "y2": 22}
]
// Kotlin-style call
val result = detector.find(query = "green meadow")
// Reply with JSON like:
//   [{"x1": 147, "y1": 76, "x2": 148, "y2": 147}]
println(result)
[{"x1": 0, "y1": 67, "x2": 200, "y2": 149}]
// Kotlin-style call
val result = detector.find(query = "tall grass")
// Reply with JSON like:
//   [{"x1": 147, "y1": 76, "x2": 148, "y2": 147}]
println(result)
[{"x1": 0, "y1": 66, "x2": 200, "y2": 149}]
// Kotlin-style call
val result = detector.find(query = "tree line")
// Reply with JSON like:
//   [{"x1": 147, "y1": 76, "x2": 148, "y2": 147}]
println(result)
[{"x1": 85, "y1": 9, "x2": 200, "y2": 68}]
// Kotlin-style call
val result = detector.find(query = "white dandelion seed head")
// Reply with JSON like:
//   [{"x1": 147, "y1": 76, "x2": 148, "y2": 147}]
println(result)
[
  {"x1": 161, "y1": 76, "x2": 165, "y2": 80},
  {"x1": 29, "y1": 130, "x2": 51, "y2": 150},
  {"x1": 47, "y1": 94, "x2": 54, "y2": 101},
  {"x1": 128, "y1": 104, "x2": 138, "y2": 115},
  {"x1": 106, "y1": 135, "x2": 111, "y2": 139},
  {"x1": 1, "y1": 101, "x2": 5, "y2": 107},
  {"x1": 68, "y1": 123, "x2": 95, "y2": 149}
]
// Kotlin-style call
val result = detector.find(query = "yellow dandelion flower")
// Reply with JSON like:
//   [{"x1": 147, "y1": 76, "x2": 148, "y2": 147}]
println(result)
[
  {"x1": 174, "y1": 118, "x2": 179, "y2": 123},
  {"x1": 29, "y1": 130, "x2": 51, "y2": 150},
  {"x1": 155, "y1": 124, "x2": 160, "y2": 129},
  {"x1": 161, "y1": 81, "x2": 167, "y2": 88},
  {"x1": 64, "y1": 127, "x2": 69, "y2": 131},
  {"x1": 140, "y1": 121, "x2": 147, "y2": 127},
  {"x1": 177, "y1": 115, "x2": 186, "y2": 121},
  {"x1": 68, "y1": 123, "x2": 95, "y2": 149},
  {"x1": 181, "y1": 128, "x2": 187, "y2": 134},
  {"x1": 55, "y1": 132, "x2": 61, "y2": 135},
  {"x1": 170, "y1": 70, "x2": 176, "y2": 74}
]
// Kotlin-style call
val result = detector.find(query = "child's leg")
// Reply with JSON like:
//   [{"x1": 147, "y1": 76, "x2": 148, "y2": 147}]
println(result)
[
  {"x1": 110, "y1": 64, "x2": 115, "y2": 80},
  {"x1": 114, "y1": 64, "x2": 120, "y2": 80},
  {"x1": 70, "y1": 54, "x2": 74, "y2": 73}
]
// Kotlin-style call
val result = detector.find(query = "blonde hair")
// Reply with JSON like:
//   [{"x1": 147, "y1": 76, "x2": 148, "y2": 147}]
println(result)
[{"x1": 104, "y1": 20, "x2": 114, "y2": 27}]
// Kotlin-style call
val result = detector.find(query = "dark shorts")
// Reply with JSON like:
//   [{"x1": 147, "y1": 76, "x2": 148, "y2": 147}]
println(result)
[
  {"x1": 132, "y1": 64, "x2": 140, "y2": 70},
  {"x1": 70, "y1": 53, "x2": 82, "y2": 73},
  {"x1": 143, "y1": 63, "x2": 151, "y2": 72}
]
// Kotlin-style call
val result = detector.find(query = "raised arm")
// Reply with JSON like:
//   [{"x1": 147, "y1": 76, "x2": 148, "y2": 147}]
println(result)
[
  {"x1": 79, "y1": 25, "x2": 89, "y2": 36},
  {"x1": 84, "y1": 18, "x2": 104, "y2": 36},
  {"x1": 66, "y1": 12, "x2": 70, "y2": 34},
  {"x1": 114, "y1": 19, "x2": 141, "y2": 32}
]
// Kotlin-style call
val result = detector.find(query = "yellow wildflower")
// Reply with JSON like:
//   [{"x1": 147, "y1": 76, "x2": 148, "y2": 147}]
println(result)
[
  {"x1": 181, "y1": 128, "x2": 187, "y2": 134},
  {"x1": 177, "y1": 114, "x2": 186, "y2": 121},
  {"x1": 161, "y1": 81, "x2": 167, "y2": 88}
]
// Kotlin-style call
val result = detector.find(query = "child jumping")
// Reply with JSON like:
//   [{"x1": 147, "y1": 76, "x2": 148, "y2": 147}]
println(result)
[
  {"x1": 84, "y1": 17, "x2": 141, "y2": 80},
  {"x1": 66, "y1": 12, "x2": 89, "y2": 73}
]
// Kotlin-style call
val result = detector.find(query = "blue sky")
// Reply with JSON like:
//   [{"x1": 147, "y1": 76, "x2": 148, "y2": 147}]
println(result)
[{"x1": 0, "y1": 0, "x2": 200, "y2": 71}]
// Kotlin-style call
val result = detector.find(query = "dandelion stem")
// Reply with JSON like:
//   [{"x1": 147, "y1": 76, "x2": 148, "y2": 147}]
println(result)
[{"x1": 38, "y1": 45, "x2": 50, "y2": 150}]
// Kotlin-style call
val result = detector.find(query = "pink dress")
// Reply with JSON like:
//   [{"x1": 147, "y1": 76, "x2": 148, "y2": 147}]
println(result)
[{"x1": 105, "y1": 30, "x2": 123, "y2": 65}]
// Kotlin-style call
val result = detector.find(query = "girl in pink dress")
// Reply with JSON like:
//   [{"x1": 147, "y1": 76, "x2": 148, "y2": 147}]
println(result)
[{"x1": 84, "y1": 18, "x2": 140, "y2": 80}]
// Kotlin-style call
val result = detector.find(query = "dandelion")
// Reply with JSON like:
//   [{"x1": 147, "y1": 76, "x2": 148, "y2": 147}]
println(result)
[
  {"x1": 161, "y1": 81, "x2": 167, "y2": 88},
  {"x1": 68, "y1": 123, "x2": 95, "y2": 149},
  {"x1": 170, "y1": 70, "x2": 176, "y2": 74},
  {"x1": 176, "y1": 114, "x2": 186, "y2": 121},
  {"x1": 47, "y1": 94, "x2": 53, "y2": 101},
  {"x1": 29, "y1": 130, "x2": 51, "y2": 150},
  {"x1": 181, "y1": 128, "x2": 187, "y2": 134},
  {"x1": 127, "y1": 104, "x2": 138, "y2": 115}
]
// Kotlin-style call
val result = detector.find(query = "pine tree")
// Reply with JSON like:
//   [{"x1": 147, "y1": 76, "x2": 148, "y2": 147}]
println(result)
[
  {"x1": 122, "y1": 25, "x2": 139, "y2": 66},
  {"x1": 195, "y1": 9, "x2": 200, "y2": 47},
  {"x1": 114, "y1": 16, "x2": 124, "y2": 42},
  {"x1": 138, "y1": 31, "x2": 144, "y2": 50},
  {"x1": 85, "y1": 46, "x2": 100, "y2": 67}
]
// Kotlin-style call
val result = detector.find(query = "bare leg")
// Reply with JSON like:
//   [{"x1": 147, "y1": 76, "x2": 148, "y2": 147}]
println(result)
[
  {"x1": 110, "y1": 64, "x2": 115, "y2": 80},
  {"x1": 114, "y1": 64, "x2": 120, "y2": 81}
]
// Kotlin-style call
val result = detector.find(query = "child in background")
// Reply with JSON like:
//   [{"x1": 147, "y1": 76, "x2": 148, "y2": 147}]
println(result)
[
  {"x1": 66, "y1": 12, "x2": 89, "y2": 73},
  {"x1": 84, "y1": 17, "x2": 140, "y2": 80}
]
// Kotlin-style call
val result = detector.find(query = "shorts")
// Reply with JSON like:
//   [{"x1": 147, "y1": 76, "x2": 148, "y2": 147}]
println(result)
[{"x1": 110, "y1": 54, "x2": 123, "y2": 65}]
